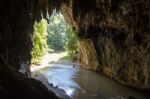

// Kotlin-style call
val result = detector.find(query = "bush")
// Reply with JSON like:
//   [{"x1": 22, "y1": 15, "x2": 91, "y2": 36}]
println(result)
[
  {"x1": 65, "y1": 26, "x2": 78, "y2": 60},
  {"x1": 31, "y1": 18, "x2": 47, "y2": 64}
]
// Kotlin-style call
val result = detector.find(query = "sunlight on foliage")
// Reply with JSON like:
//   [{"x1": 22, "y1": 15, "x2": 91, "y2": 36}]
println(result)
[
  {"x1": 47, "y1": 10, "x2": 68, "y2": 51},
  {"x1": 31, "y1": 18, "x2": 47, "y2": 64},
  {"x1": 47, "y1": 10, "x2": 78, "y2": 60},
  {"x1": 65, "y1": 26, "x2": 78, "y2": 59}
]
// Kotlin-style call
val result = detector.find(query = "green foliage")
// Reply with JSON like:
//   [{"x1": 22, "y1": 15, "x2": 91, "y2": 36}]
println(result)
[
  {"x1": 47, "y1": 10, "x2": 67, "y2": 51},
  {"x1": 65, "y1": 26, "x2": 78, "y2": 59},
  {"x1": 47, "y1": 10, "x2": 78, "y2": 60},
  {"x1": 31, "y1": 18, "x2": 47, "y2": 64}
]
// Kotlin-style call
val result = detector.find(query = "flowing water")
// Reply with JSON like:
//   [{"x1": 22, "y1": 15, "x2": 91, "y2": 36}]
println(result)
[{"x1": 41, "y1": 63, "x2": 150, "y2": 99}]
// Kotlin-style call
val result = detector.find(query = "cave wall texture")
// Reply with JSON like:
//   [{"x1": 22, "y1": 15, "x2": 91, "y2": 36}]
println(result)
[
  {"x1": 55, "y1": 0, "x2": 150, "y2": 89},
  {"x1": 0, "y1": 0, "x2": 150, "y2": 98},
  {"x1": 0, "y1": 0, "x2": 59, "y2": 98}
]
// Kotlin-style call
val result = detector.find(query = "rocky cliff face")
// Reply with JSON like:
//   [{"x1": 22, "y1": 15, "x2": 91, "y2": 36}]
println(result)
[
  {"x1": 58, "y1": 0, "x2": 150, "y2": 89},
  {"x1": 0, "y1": 0, "x2": 59, "y2": 98},
  {"x1": 78, "y1": 39, "x2": 99, "y2": 70}
]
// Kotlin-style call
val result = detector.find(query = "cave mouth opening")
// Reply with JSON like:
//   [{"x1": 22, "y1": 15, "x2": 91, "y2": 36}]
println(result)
[
  {"x1": 1, "y1": 0, "x2": 150, "y2": 99},
  {"x1": 46, "y1": 10, "x2": 68, "y2": 52},
  {"x1": 29, "y1": 9, "x2": 79, "y2": 98},
  {"x1": 30, "y1": 9, "x2": 78, "y2": 72}
]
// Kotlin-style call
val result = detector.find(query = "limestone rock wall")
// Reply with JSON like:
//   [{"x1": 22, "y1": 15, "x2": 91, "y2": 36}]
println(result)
[
  {"x1": 78, "y1": 39, "x2": 99, "y2": 70},
  {"x1": 0, "y1": 0, "x2": 52, "y2": 73},
  {"x1": 0, "y1": 0, "x2": 60, "y2": 98},
  {"x1": 58, "y1": 0, "x2": 150, "y2": 89}
]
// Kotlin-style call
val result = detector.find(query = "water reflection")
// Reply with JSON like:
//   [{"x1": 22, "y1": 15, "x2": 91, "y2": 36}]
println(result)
[
  {"x1": 42, "y1": 63, "x2": 150, "y2": 99},
  {"x1": 43, "y1": 64, "x2": 81, "y2": 97}
]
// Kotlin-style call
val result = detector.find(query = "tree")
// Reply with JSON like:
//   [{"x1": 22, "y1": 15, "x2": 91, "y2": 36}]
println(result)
[
  {"x1": 47, "y1": 10, "x2": 78, "y2": 60},
  {"x1": 47, "y1": 10, "x2": 67, "y2": 51},
  {"x1": 31, "y1": 18, "x2": 47, "y2": 64},
  {"x1": 65, "y1": 26, "x2": 78, "y2": 59}
]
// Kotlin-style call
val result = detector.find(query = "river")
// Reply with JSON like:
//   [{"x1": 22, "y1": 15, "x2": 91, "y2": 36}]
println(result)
[{"x1": 40, "y1": 62, "x2": 150, "y2": 99}]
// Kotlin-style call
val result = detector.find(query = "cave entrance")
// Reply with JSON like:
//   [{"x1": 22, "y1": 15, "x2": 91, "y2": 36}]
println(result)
[
  {"x1": 31, "y1": 9, "x2": 78, "y2": 66},
  {"x1": 46, "y1": 10, "x2": 78, "y2": 63},
  {"x1": 47, "y1": 10, "x2": 68, "y2": 52},
  {"x1": 30, "y1": 9, "x2": 79, "y2": 97}
]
